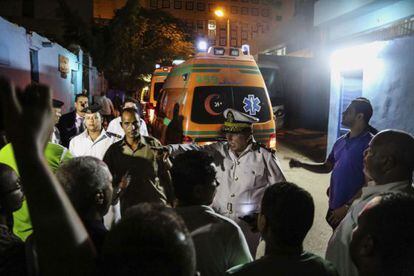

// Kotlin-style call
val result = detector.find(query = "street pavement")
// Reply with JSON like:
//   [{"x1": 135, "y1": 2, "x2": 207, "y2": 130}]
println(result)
[{"x1": 275, "y1": 142, "x2": 332, "y2": 257}]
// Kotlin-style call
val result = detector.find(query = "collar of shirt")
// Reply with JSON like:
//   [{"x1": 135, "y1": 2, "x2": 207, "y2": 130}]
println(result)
[
  {"x1": 360, "y1": 180, "x2": 411, "y2": 201},
  {"x1": 82, "y1": 129, "x2": 109, "y2": 144},
  {"x1": 227, "y1": 139, "x2": 255, "y2": 160},
  {"x1": 120, "y1": 135, "x2": 147, "y2": 153},
  {"x1": 75, "y1": 112, "x2": 83, "y2": 121},
  {"x1": 345, "y1": 129, "x2": 371, "y2": 141}
]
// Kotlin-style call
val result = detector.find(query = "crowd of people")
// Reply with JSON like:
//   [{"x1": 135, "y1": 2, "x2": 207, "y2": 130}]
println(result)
[{"x1": 0, "y1": 77, "x2": 413, "y2": 276}]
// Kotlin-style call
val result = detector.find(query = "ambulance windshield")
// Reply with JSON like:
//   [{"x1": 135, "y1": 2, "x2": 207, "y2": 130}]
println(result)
[{"x1": 191, "y1": 86, "x2": 271, "y2": 124}]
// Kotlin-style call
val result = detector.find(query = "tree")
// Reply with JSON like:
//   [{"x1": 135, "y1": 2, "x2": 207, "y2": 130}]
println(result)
[{"x1": 104, "y1": 0, "x2": 194, "y2": 90}]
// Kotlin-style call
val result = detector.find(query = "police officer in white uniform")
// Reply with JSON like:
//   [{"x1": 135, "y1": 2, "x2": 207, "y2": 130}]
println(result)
[
  {"x1": 164, "y1": 108, "x2": 286, "y2": 254},
  {"x1": 69, "y1": 104, "x2": 117, "y2": 160}
]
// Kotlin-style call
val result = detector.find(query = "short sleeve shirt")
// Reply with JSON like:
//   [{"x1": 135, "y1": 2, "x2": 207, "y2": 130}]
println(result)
[{"x1": 327, "y1": 131, "x2": 372, "y2": 209}]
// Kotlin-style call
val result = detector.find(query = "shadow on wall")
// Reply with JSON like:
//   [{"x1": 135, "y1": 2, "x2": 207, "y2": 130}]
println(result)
[{"x1": 0, "y1": 68, "x2": 78, "y2": 113}]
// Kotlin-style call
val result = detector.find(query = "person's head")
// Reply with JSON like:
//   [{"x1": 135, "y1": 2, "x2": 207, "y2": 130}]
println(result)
[
  {"x1": 52, "y1": 99, "x2": 64, "y2": 125},
  {"x1": 363, "y1": 129, "x2": 414, "y2": 184},
  {"x1": 225, "y1": 130, "x2": 252, "y2": 155},
  {"x1": 0, "y1": 164, "x2": 23, "y2": 215},
  {"x1": 171, "y1": 151, "x2": 218, "y2": 206},
  {"x1": 74, "y1": 94, "x2": 89, "y2": 117},
  {"x1": 123, "y1": 97, "x2": 139, "y2": 110},
  {"x1": 221, "y1": 109, "x2": 256, "y2": 154},
  {"x1": 350, "y1": 193, "x2": 414, "y2": 275},
  {"x1": 342, "y1": 98, "x2": 373, "y2": 128},
  {"x1": 82, "y1": 104, "x2": 103, "y2": 133},
  {"x1": 57, "y1": 156, "x2": 113, "y2": 219},
  {"x1": 121, "y1": 108, "x2": 141, "y2": 139},
  {"x1": 102, "y1": 203, "x2": 196, "y2": 276},
  {"x1": 258, "y1": 182, "x2": 314, "y2": 251}
]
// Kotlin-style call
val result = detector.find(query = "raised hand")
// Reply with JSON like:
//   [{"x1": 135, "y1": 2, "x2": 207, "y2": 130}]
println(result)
[{"x1": 0, "y1": 77, "x2": 53, "y2": 151}]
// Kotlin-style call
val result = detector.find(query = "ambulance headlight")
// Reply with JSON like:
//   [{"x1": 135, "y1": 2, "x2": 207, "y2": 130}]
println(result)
[
  {"x1": 230, "y1": 49, "x2": 239, "y2": 56},
  {"x1": 214, "y1": 47, "x2": 225, "y2": 55}
]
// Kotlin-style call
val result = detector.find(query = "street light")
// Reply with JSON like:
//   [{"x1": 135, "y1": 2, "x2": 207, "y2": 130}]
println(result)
[{"x1": 214, "y1": 8, "x2": 230, "y2": 48}]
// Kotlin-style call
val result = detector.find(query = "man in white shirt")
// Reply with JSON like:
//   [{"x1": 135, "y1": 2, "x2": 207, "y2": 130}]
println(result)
[
  {"x1": 172, "y1": 150, "x2": 252, "y2": 276},
  {"x1": 107, "y1": 98, "x2": 148, "y2": 138},
  {"x1": 325, "y1": 129, "x2": 414, "y2": 276},
  {"x1": 69, "y1": 104, "x2": 116, "y2": 160}
]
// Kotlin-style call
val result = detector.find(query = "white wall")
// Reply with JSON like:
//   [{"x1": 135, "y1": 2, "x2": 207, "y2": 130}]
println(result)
[
  {"x1": 0, "y1": 16, "x2": 83, "y2": 113},
  {"x1": 327, "y1": 36, "x2": 414, "y2": 154}
]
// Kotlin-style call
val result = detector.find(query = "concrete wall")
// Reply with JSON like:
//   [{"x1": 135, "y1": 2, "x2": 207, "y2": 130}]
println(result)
[
  {"x1": 315, "y1": 0, "x2": 414, "y2": 42},
  {"x1": 0, "y1": 16, "x2": 83, "y2": 113},
  {"x1": 327, "y1": 36, "x2": 414, "y2": 153}
]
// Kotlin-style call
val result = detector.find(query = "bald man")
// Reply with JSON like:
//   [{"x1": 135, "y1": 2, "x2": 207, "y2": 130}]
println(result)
[{"x1": 326, "y1": 129, "x2": 414, "y2": 276}]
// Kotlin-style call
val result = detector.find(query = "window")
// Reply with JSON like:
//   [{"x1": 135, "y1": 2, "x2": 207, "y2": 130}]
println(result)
[
  {"x1": 241, "y1": 7, "x2": 248, "y2": 15},
  {"x1": 174, "y1": 0, "x2": 182, "y2": 9},
  {"x1": 231, "y1": 6, "x2": 239, "y2": 14},
  {"x1": 274, "y1": 0, "x2": 282, "y2": 9},
  {"x1": 150, "y1": 0, "x2": 158, "y2": 8},
  {"x1": 251, "y1": 8, "x2": 259, "y2": 16},
  {"x1": 208, "y1": 3, "x2": 215, "y2": 12},
  {"x1": 241, "y1": 31, "x2": 248, "y2": 39},
  {"x1": 261, "y1": 8, "x2": 269, "y2": 17},
  {"x1": 186, "y1": 20, "x2": 194, "y2": 29},
  {"x1": 197, "y1": 20, "x2": 204, "y2": 31},
  {"x1": 30, "y1": 49, "x2": 39, "y2": 83},
  {"x1": 276, "y1": 15, "x2": 282, "y2": 21},
  {"x1": 162, "y1": 0, "x2": 170, "y2": 8},
  {"x1": 219, "y1": 38, "x2": 226, "y2": 46},
  {"x1": 185, "y1": 1, "x2": 194, "y2": 10},
  {"x1": 196, "y1": 2, "x2": 205, "y2": 11},
  {"x1": 231, "y1": 39, "x2": 237, "y2": 47},
  {"x1": 154, "y1": 82, "x2": 164, "y2": 102},
  {"x1": 251, "y1": 0, "x2": 259, "y2": 3},
  {"x1": 191, "y1": 86, "x2": 271, "y2": 124}
]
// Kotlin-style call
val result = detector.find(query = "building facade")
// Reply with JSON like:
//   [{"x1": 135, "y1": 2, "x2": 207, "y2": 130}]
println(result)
[
  {"x1": 93, "y1": 0, "x2": 294, "y2": 55},
  {"x1": 314, "y1": 0, "x2": 414, "y2": 154}
]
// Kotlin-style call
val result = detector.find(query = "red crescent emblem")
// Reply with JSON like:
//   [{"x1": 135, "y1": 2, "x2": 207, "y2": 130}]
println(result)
[{"x1": 204, "y1": 94, "x2": 221, "y2": 116}]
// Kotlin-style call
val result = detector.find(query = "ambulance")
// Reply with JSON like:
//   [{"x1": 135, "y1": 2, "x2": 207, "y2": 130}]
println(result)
[
  {"x1": 152, "y1": 46, "x2": 276, "y2": 148},
  {"x1": 142, "y1": 66, "x2": 171, "y2": 124}
]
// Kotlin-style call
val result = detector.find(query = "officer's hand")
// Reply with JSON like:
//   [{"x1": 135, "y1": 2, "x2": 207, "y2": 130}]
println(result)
[
  {"x1": 289, "y1": 158, "x2": 302, "y2": 168},
  {"x1": 0, "y1": 77, "x2": 53, "y2": 151}
]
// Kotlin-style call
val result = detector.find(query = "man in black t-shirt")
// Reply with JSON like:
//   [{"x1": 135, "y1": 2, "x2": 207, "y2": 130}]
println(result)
[{"x1": 227, "y1": 182, "x2": 338, "y2": 276}]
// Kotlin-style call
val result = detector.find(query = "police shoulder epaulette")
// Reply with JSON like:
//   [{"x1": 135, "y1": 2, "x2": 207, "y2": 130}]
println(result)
[
  {"x1": 106, "y1": 132, "x2": 122, "y2": 139},
  {"x1": 145, "y1": 135, "x2": 161, "y2": 146},
  {"x1": 252, "y1": 142, "x2": 275, "y2": 154}
]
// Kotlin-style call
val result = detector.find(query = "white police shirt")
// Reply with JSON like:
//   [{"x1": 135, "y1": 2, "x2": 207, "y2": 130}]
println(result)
[
  {"x1": 167, "y1": 141, "x2": 286, "y2": 219},
  {"x1": 106, "y1": 116, "x2": 149, "y2": 138},
  {"x1": 69, "y1": 129, "x2": 117, "y2": 160}
]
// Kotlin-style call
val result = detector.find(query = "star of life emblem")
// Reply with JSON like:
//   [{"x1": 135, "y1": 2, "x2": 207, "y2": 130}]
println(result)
[{"x1": 243, "y1": 94, "x2": 261, "y2": 116}]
